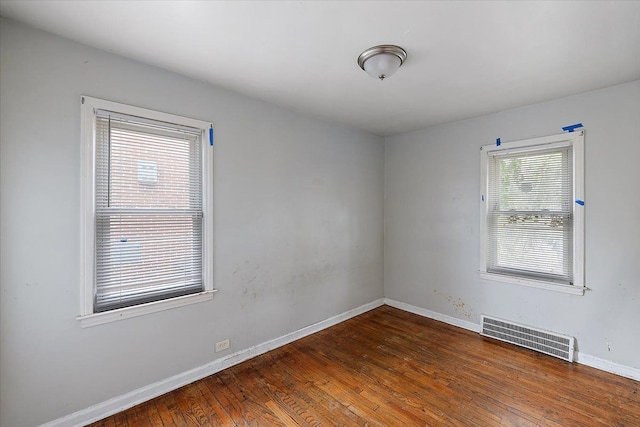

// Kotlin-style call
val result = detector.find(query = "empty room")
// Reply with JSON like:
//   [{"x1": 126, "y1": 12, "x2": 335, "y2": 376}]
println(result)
[{"x1": 1, "y1": 1, "x2": 639, "y2": 426}]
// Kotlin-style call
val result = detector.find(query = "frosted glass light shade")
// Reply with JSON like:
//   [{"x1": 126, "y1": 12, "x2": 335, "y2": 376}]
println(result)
[
  {"x1": 363, "y1": 53, "x2": 402, "y2": 80},
  {"x1": 357, "y1": 45, "x2": 407, "y2": 81}
]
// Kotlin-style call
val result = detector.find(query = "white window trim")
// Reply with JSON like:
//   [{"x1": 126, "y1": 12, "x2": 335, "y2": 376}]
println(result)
[
  {"x1": 479, "y1": 130, "x2": 585, "y2": 295},
  {"x1": 78, "y1": 96, "x2": 216, "y2": 327}
]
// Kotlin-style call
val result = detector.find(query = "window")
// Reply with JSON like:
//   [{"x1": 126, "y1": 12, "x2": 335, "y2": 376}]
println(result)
[
  {"x1": 79, "y1": 97, "x2": 214, "y2": 326},
  {"x1": 480, "y1": 131, "x2": 584, "y2": 295}
]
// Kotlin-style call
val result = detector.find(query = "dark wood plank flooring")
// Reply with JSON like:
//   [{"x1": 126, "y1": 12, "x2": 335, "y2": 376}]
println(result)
[{"x1": 89, "y1": 305, "x2": 640, "y2": 426}]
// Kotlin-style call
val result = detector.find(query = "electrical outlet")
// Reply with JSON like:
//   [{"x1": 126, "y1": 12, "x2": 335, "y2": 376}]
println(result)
[{"x1": 215, "y1": 339, "x2": 230, "y2": 352}]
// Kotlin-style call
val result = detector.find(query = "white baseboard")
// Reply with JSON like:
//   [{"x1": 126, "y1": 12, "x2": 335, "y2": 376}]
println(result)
[
  {"x1": 384, "y1": 298, "x2": 639, "y2": 383},
  {"x1": 41, "y1": 297, "x2": 638, "y2": 426},
  {"x1": 576, "y1": 352, "x2": 640, "y2": 382},
  {"x1": 384, "y1": 298, "x2": 481, "y2": 333},
  {"x1": 41, "y1": 298, "x2": 385, "y2": 427}
]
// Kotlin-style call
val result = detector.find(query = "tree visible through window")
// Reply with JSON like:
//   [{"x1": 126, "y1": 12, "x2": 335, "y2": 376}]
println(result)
[{"x1": 480, "y1": 131, "x2": 584, "y2": 292}]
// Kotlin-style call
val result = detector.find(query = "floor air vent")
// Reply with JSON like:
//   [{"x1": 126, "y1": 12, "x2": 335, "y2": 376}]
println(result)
[{"x1": 481, "y1": 315, "x2": 575, "y2": 362}]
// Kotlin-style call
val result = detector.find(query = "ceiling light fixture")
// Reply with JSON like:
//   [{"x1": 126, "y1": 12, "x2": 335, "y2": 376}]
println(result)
[{"x1": 357, "y1": 45, "x2": 407, "y2": 81}]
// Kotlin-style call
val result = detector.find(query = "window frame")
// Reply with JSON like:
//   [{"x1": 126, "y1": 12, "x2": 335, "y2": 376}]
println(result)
[
  {"x1": 78, "y1": 96, "x2": 215, "y2": 327},
  {"x1": 479, "y1": 130, "x2": 585, "y2": 295}
]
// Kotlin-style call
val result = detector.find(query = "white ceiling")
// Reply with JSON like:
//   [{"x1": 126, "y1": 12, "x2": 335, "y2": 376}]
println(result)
[{"x1": 1, "y1": 1, "x2": 639, "y2": 136}]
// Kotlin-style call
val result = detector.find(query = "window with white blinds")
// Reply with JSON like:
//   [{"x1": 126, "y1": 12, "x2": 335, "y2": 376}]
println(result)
[
  {"x1": 480, "y1": 131, "x2": 585, "y2": 293},
  {"x1": 80, "y1": 97, "x2": 214, "y2": 322}
]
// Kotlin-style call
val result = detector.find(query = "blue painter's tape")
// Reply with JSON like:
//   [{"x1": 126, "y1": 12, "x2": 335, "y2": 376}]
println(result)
[
  {"x1": 481, "y1": 195, "x2": 485, "y2": 202},
  {"x1": 562, "y1": 123, "x2": 583, "y2": 132},
  {"x1": 209, "y1": 126, "x2": 214, "y2": 146},
  {"x1": 496, "y1": 137, "x2": 501, "y2": 146},
  {"x1": 575, "y1": 199, "x2": 585, "y2": 206}
]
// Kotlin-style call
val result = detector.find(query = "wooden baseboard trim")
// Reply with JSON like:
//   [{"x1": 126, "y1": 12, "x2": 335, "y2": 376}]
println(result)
[
  {"x1": 41, "y1": 299, "x2": 385, "y2": 427},
  {"x1": 384, "y1": 298, "x2": 640, "y2": 383},
  {"x1": 384, "y1": 298, "x2": 481, "y2": 333},
  {"x1": 576, "y1": 352, "x2": 640, "y2": 381},
  {"x1": 40, "y1": 297, "x2": 639, "y2": 426}
]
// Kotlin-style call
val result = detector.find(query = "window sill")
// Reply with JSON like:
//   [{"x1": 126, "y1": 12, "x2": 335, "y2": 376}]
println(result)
[
  {"x1": 77, "y1": 290, "x2": 217, "y2": 328},
  {"x1": 480, "y1": 272, "x2": 585, "y2": 295}
]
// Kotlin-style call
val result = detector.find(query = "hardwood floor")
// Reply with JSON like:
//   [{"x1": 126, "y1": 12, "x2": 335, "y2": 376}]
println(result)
[{"x1": 89, "y1": 306, "x2": 640, "y2": 426}]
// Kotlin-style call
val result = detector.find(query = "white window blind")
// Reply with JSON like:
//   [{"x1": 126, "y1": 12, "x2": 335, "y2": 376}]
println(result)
[
  {"x1": 94, "y1": 110, "x2": 204, "y2": 312},
  {"x1": 486, "y1": 145, "x2": 573, "y2": 284}
]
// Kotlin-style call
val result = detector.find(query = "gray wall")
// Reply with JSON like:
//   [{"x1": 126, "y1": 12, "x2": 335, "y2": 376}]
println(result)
[
  {"x1": 2, "y1": 15, "x2": 638, "y2": 427},
  {"x1": 385, "y1": 80, "x2": 640, "y2": 369},
  {"x1": 0, "y1": 19, "x2": 384, "y2": 426}
]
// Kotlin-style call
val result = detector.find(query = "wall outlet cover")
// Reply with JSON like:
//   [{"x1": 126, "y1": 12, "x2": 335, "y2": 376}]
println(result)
[{"x1": 215, "y1": 339, "x2": 230, "y2": 352}]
